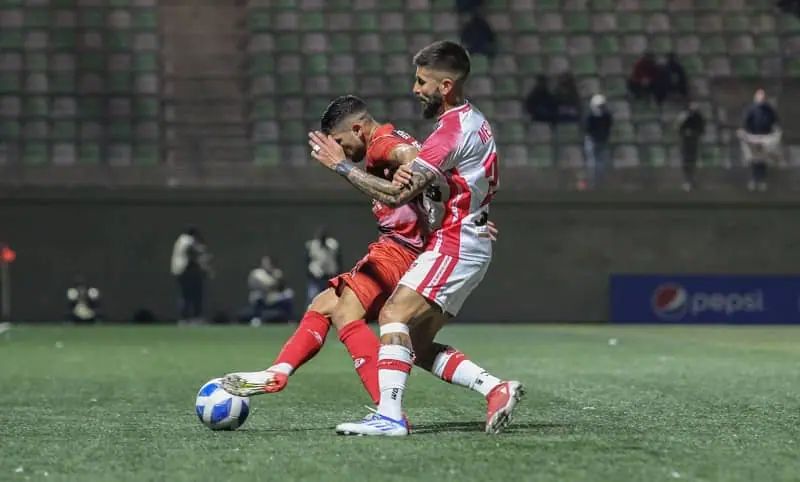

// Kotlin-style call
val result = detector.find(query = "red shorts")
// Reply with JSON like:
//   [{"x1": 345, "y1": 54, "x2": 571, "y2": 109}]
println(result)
[{"x1": 328, "y1": 238, "x2": 419, "y2": 319}]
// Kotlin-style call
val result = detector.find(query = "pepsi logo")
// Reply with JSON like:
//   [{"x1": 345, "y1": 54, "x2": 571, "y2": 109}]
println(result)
[{"x1": 651, "y1": 284, "x2": 689, "y2": 320}]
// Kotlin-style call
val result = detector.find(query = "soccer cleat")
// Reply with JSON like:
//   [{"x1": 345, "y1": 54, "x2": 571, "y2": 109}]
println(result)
[
  {"x1": 485, "y1": 381, "x2": 525, "y2": 435},
  {"x1": 220, "y1": 370, "x2": 289, "y2": 397},
  {"x1": 335, "y1": 412, "x2": 409, "y2": 437}
]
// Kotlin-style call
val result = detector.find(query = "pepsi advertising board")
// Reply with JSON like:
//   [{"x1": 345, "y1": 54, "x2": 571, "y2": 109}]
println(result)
[{"x1": 609, "y1": 275, "x2": 800, "y2": 324}]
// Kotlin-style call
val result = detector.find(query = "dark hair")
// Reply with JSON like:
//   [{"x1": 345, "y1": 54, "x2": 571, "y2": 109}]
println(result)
[
  {"x1": 412, "y1": 40, "x2": 471, "y2": 81},
  {"x1": 320, "y1": 95, "x2": 368, "y2": 134}
]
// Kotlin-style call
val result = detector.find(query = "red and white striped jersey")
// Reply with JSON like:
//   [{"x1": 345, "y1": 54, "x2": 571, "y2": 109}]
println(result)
[{"x1": 413, "y1": 102, "x2": 499, "y2": 260}]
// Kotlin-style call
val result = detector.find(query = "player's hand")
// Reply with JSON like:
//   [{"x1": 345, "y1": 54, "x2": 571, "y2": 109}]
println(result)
[
  {"x1": 392, "y1": 163, "x2": 414, "y2": 188},
  {"x1": 308, "y1": 131, "x2": 346, "y2": 170},
  {"x1": 488, "y1": 221, "x2": 498, "y2": 241}
]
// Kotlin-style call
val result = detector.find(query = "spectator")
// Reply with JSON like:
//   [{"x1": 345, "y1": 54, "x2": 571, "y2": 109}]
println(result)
[
  {"x1": 738, "y1": 89, "x2": 783, "y2": 191},
  {"x1": 524, "y1": 75, "x2": 557, "y2": 126},
  {"x1": 553, "y1": 71, "x2": 581, "y2": 123},
  {"x1": 778, "y1": 0, "x2": 800, "y2": 17},
  {"x1": 459, "y1": 11, "x2": 496, "y2": 59},
  {"x1": 305, "y1": 226, "x2": 340, "y2": 307},
  {"x1": 455, "y1": 0, "x2": 483, "y2": 14},
  {"x1": 675, "y1": 101, "x2": 706, "y2": 191},
  {"x1": 627, "y1": 52, "x2": 662, "y2": 105},
  {"x1": 582, "y1": 94, "x2": 614, "y2": 189},
  {"x1": 170, "y1": 226, "x2": 213, "y2": 324},
  {"x1": 66, "y1": 275, "x2": 100, "y2": 324},
  {"x1": 247, "y1": 256, "x2": 295, "y2": 325},
  {"x1": 663, "y1": 53, "x2": 689, "y2": 101}
]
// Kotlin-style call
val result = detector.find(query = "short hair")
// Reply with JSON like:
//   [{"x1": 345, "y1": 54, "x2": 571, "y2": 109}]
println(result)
[
  {"x1": 320, "y1": 95, "x2": 369, "y2": 134},
  {"x1": 412, "y1": 40, "x2": 471, "y2": 82}
]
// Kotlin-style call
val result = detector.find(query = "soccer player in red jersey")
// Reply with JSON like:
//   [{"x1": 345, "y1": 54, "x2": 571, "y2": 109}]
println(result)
[{"x1": 223, "y1": 96, "x2": 507, "y2": 415}]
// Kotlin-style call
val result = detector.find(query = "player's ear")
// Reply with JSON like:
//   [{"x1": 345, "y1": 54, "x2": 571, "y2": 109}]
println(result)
[{"x1": 439, "y1": 78, "x2": 453, "y2": 96}]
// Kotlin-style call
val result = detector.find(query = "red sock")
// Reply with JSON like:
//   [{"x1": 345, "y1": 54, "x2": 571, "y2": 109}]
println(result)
[
  {"x1": 338, "y1": 320, "x2": 381, "y2": 404},
  {"x1": 272, "y1": 310, "x2": 330, "y2": 373}
]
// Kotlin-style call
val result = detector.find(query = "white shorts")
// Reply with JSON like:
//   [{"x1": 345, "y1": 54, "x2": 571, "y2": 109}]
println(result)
[{"x1": 397, "y1": 250, "x2": 490, "y2": 316}]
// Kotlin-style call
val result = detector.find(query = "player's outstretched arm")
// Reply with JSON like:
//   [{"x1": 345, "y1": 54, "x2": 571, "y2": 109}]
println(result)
[{"x1": 308, "y1": 131, "x2": 434, "y2": 208}]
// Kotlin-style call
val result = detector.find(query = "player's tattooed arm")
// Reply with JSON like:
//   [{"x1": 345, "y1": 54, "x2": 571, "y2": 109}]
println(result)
[
  {"x1": 339, "y1": 161, "x2": 436, "y2": 207},
  {"x1": 308, "y1": 131, "x2": 434, "y2": 208}
]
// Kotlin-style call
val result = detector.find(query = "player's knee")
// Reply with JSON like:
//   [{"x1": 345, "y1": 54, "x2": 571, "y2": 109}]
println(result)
[
  {"x1": 308, "y1": 288, "x2": 337, "y2": 316},
  {"x1": 329, "y1": 288, "x2": 367, "y2": 330}
]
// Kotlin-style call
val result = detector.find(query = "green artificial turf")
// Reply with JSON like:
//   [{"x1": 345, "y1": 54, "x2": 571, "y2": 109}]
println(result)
[{"x1": 1, "y1": 324, "x2": 799, "y2": 482}]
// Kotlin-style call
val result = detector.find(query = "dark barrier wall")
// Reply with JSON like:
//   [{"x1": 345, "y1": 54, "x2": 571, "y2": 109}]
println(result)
[{"x1": 2, "y1": 188, "x2": 799, "y2": 322}]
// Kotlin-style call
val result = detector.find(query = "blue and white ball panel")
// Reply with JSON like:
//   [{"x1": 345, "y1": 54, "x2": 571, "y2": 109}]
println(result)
[{"x1": 196, "y1": 378, "x2": 250, "y2": 431}]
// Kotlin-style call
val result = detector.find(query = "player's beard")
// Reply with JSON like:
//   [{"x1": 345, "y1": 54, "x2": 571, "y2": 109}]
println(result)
[{"x1": 419, "y1": 92, "x2": 444, "y2": 119}]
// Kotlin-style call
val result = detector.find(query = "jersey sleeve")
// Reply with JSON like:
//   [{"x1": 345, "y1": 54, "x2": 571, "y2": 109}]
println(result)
[
  {"x1": 365, "y1": 135, "x2": 403, "y2": 168},
  {"x1": 413, "y1": 116, "x2": 461, "y2": 175}
]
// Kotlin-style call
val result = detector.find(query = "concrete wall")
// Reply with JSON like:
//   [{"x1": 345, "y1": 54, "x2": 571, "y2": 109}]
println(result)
[{"x1": 2, "y1": 188, "x2": 798, "y2": 322}]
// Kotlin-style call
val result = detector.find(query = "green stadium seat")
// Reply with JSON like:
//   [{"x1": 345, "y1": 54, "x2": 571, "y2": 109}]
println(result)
[
  {"x1": 51, "y1": 120, "x2": 75, "y2": 140},
  {"x1": 305, "y1": 55, "x2": 327, "y2": 75},
  {"x1": 754, "y1": 35, "x2": 779, "y2": 54},
  {"x1": 23, "y1": 140, "x2": 47, "y2": 164},
  {"x1": 79, "y1": 9, "x2": 105, "y2": 29},
  {"x1": 134, "y1": 53, "x2": 158, "y2": 72},
  {"x1": 564, "y1": 13, "x2": 590, "y2": 32},
  {"x1": 512, "y1": 14, "x2": 536, "y2": 33},
  {"x1": 535, "y1": 0, "x2": 560, "y2": 11},
  {"x1": 407, "y1": 12, "x2": 433, "y2": 32},
  {"x1": 252, "y1": 98, "x2": 276, "y2": 120},
  {"x1": 650, "y1": 35, "x2": 673, "y2": 53},
  {"x1": 24, "y1": 96, "x2": 47, "y2": 117},
  {"x1": 133, "y1": 9, "x2": 157, "y2": 29},
  {"x1": 23, "y1": 7, "x2": 49, "y2": 28},
  {"x1": 530, "y1": 145, "x2": 553, "y2": 168},
  {"x1": 0, "y1": 29, "x2": 23, "y2": 49},
  {"x1": 595, "y1": 36, "x2": 619, "y2": 55},
  {"x1": 571, "y1": 55, "x2": 597, "y2": 76},
  {"x1": 248, "y1": 11, "x2": 270, "y2": 31},
  {"x1": 331, "y1": 76, "x2": 356, "y2": 94},
  {"x1": 518, "y1": 56, "x2": 544, "y2": 75},
  {"x1": 135, "y1": 143, "x2": 159, "y2": 165},
  {"x1": 357, "y1": 54, "x2": 382, "y2": 75},
  {"x1": 354, "y1": 12, "x2": 378, "y2": 31},
  {"x1": 617, "y1": 13, "x2": 643, "y2": 33},
  {"x1": 277, "y1": 74, "x2": 302, "y2": 94},
  {"x1": 642, "y1": 0, "x2": 667, "y2": 10},
  {"x1": 724, "y1": 14, "x2": 749, "y2": 33},
  {"x1": 276, "y1": 33, "x2": 300, "y2": 53},
  {"x1": 589, "y1": 0, "x2": 616, "y2": 11},
  {"x1": 700, "y1": 35, "x2": 726, "y2": 55},
  {"x1": 731, "y1": 56, "x2": 758, "y2": 77},
  {"x1": 542, "y1": 35, "x2": 566, "y2": 55},
  {"x1": 108, "y1": 121, "x2": 132, "y2": 140},
  {"x1": 498, "y1": 122, "x2": 525, "y2": 144},
  {"x1": 299, "y1": 12, "x2": 323, "y2": 31}
]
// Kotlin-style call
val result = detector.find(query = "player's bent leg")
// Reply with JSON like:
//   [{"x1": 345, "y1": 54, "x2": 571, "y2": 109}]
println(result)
[
  {"x1": 335, "y1": 286, "x2": 434, "y2": 437},
  {"x1": 328, "y1": 287, "x2": 381, "y2": 404},
  {"x1": 411, "y1": 314, "x2": 526, "y2": 435},
  {"x1": 221, "y1": 288, "x2": 337, "y2": 397}
]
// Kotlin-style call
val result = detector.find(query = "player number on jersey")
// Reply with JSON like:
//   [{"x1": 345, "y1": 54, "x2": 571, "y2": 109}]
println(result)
[{"x1": 481, "y1": 153, "x2": 499, "y2": 206}]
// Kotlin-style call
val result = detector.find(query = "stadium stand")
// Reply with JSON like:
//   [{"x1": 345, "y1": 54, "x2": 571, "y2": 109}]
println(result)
[{"x1": 0, "y1": 0, "x2": 799, "y2": 176}]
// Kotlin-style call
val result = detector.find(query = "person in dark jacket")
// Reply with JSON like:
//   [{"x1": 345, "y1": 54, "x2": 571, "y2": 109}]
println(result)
[
  {"x1": 675, "y1": 101, "x2": 706, "y2": 191},
  {"x1": 663, "y1": 53, "x2": 689, "y2": 101},
  {"x1": 459, "y1": 12, "x2": 496, "y2": 58},
  {"x1": 524, "y1": 74, "x2": 557, "y2": 126},
  {"x1": 582, "y1": 94, "x2": 613, "y2": 188},
  {"x1": 737, "y1": 89, "x2": 782, "y2": 191}
]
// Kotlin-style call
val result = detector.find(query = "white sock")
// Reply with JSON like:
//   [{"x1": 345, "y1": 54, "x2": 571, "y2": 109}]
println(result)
[
  {"x1": 376, "y1": 323, "x2": 412, "y2": 421},
  {"x1": 431, "y1": 347, "x2": 501, "y2": 397},
  {"x1": 268, "y1": 363, "x2": 293, "y2": 376}
]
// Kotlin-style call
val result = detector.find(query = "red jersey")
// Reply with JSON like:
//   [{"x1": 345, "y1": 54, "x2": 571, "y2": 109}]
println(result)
[{"x1": 364, "y1": 124, "x2": 428, "y2": 252}]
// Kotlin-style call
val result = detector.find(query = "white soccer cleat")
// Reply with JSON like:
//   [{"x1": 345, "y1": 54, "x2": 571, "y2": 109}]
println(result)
[
  {"x1": 335, "y1": 412, "x2": 409, "y2": 437},
  {"x1": 485, "y1": 380, "x2": 525, "y2": 435},
  {"x1": 220, "y1": 370, "x2": 289, "y2": 397}
]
